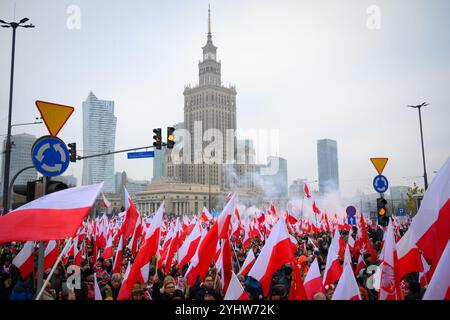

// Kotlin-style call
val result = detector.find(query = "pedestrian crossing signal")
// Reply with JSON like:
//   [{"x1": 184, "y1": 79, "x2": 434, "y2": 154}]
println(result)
[{"x1": 153, "y1": 128, "x2": 162, "y2": 150}]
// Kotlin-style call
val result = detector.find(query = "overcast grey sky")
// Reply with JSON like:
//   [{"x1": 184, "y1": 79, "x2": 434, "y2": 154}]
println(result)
[{"x1": 1, "y1": 0, "x2": 449, "y2": 198}]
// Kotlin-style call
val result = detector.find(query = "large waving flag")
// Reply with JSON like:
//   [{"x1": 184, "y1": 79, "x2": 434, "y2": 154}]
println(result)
[
  {"x1": 332, "y1": 259, "x2": 361, "y2": 300},
  {"x1": 0, "y1": 183, "x2": 104, "y2": 242},
  {"x1": 397, "y1": 157, "x2": 450, "y2": 279},
  {"x1": 248, "y1": 218, "x2": 295, "y2": 296}
]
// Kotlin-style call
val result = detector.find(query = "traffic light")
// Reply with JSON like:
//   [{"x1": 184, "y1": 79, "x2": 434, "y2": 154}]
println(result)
[
  {"x1": 68, "y1": 143, "x2": 77, "y2": 162},
  {"x1": 45, "y1": 178, "x2": 68, "y2": 194},
  {"x1": 167, "y1": 127, "x2": 175, "y2": 149},
  {"x1": 153, "y1": 128, "x2": 162, "y2": 150},
  {"x1": 377, "y1": 197, "x2": 388, "y2": 226},
  {"x1": 13, "y1": 181, "x2": 36, "y2": 204}
]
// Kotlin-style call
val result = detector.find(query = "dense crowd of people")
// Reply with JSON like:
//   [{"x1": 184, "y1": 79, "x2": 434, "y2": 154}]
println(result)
[{"x1": 0, "y1": 218, "x2": 427, "y2": 301}]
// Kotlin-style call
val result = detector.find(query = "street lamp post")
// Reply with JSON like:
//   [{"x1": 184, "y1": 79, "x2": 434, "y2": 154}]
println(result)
[
  {"x1": 408, "y1": 102, "x2": 429, "y2": 190},
  {"x1": 1, "y1": 18, "x2": 35, "y2": 213}
]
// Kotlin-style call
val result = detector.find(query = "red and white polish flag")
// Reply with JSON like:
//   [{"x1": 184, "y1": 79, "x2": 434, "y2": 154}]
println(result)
[
  {"x1": 224, "y1": 272, "x2": 250, "y2": 300},
  {"x1": 121, "y1": 188, "x2": 140, "y2": 242},
  {"x1": 218, "y1": 192, "x2": 236, "y2": 239},
  {"x1": 102, "y1": 193, "x2": 110, "y2": 209},
  {"x1": 185, "y1": 222, "x2": 219, "y2": 287},
  {"x1": 102, "y1": 236, "x2": 114, "y2": 261},
  {"x1": 332, "y1": 260, "x2": 361, "y2": 300},
  {"x1": 112, "y1": 236, "x2": 123, "y2": 274},
  {"x1": 126, "y1": 202, "x2": 164, "y2": 290},
  {"x1": 117, "y1": 261, "x2": 132, "y2": 300},
  {"x1": 12, "y1": 241, "x2": 35, "y2": 279},
  {"x1": 423, "y1": 240, "x2": 450, "y2": 300},
  {"x1": 201, "y1": 207, "x2": 213, "y2": 224},
  {"x1": 323, "y1": 230, "x2": 343, "y2": 286},
  {"x1": 44, "y1": 240, "x2": 59, "y2": 271},
  {"x1": 378, "y1": 219, "x2": 403, "y2": 300},
  {"x1": 397, "y1": 157, "x2": 450, "y2": 278},
  {"x1": 355, "y1": 253, "x2": 366, "y2": 276},
  {"x1": 0, "y1": 183, "x2": 104, "y2": 242},
  {"x1": 94, "y1": 273, "x2": 103, "y2": 300},
  {"x1": 178, "y1": 222, "x2": 203, "y2": 270},
  {"x1": 304, "y1": 258, "x2": 325, "y2": 300},
  {"x1": 247, "y1": 218, "x2": 295, "y2": 296},
  {"x1": 237, "y1": 249, "x2": 256, "y2": 277}
]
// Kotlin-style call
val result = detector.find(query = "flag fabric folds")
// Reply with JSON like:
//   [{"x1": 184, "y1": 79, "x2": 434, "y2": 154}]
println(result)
[{"x1": 0, "y1": 183, "x2": 104, "y2": 242}]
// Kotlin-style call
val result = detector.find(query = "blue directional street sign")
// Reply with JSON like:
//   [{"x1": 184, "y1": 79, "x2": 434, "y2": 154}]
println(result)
[
  {"x1": 397, "y1": 208, "x2": 406, "y2": 216},
  {"x1": 347, "y1": 216, "x2": 356, "y2": 225},
  {"x1": 373, "y1": 174, "x2": 389, "y2": 193},
  {"x1": 127, "y1": 151, "x2": 155, "y2": 159},
  {"x1": 31, "y1": 135, "x2": 70, "y2": 177}
]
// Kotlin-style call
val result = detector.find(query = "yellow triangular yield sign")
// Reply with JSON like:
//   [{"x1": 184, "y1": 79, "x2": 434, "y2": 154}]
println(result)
[
  {"x1": 35, "y1": 100, "x2": 74, "y2": 137},
  {"x1": 370, "y1": 157, "x2": 389, "y2": 175}
]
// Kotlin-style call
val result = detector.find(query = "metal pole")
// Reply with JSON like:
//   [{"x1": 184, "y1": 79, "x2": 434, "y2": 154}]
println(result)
[
  {"x1": 418, "y1": 107, "x2": 428, "y2": 190},
  {"x1": 7, "y1": 165, "x2": 34, "y2": 212},
  {"x1": 2, "y1": 25, "x2": 17, "y2": 213},
  {"x1": 36, "y1": 238, "x2": 72, "y2": 300},
  {"x1": 209, "y1": 161, "x2": 211, "y2": 211},
  {"x1": 77, "y1": 143, "x2": 161, "y2": 161},
  {"x1": 36, "y1": 176, "x2": 47, "y2": 294}
]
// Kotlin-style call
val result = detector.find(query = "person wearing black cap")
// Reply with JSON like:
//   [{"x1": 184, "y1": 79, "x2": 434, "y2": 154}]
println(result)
[
  {"x1": 268, "y1": 284, "x2": 287, "y2": 300},
  {"x1": 202, "y1": 288, "x2": 221, "y2": 300}
]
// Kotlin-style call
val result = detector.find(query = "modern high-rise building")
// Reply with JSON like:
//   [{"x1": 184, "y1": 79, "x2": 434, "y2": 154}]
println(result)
[
  {"x1": 1, "y1": 133, "x2": 37, "y2": 193},
  {"x1": 82, "y1": 92, "x2": 117, "y2": 192},
  {"x1": 317, "y1": 139, "x2": 339, "y2": 194}
]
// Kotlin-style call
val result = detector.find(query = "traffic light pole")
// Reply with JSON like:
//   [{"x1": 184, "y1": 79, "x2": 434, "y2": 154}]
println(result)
[
  {"x1": 36, "y1": 176, "x2": 47, "y2": 297},
  {"x1": 76, "y1": 143, "x2": 165, "y2": 161},
  {"x1": 5, "y1": 165, "x2": 34, "y2": 213}
]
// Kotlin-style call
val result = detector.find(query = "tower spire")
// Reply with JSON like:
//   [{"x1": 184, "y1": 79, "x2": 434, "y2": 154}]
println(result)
[{"x1": 207, "y1": 4, "x2": 212, "y2": 42}]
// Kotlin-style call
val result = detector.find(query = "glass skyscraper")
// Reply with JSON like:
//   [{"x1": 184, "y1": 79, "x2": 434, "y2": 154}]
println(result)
[
  {"x1": 317, "y1": 139, "x2": 340, "y2": 194},
  {"x1": 82, "y1": 92, "x2": 117, "y2": 192}
]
